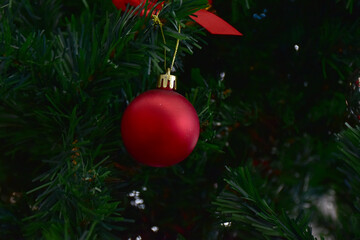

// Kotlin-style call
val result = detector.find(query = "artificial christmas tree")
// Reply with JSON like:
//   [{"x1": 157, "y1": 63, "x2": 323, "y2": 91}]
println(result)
[{"x1": 1, "y1": 0, "x2": 360, "y2": 239}]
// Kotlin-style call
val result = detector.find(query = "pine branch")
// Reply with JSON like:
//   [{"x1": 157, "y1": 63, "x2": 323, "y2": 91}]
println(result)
[
  {"x1": 336, "y1": 123, "x2": 360, "y2": 211},
  {"x1": 214, "y1": 167, "x2": 317, "y2": 240},
  {"x1": 1, "y1": 0, "x2": 210, "y2": 238}
]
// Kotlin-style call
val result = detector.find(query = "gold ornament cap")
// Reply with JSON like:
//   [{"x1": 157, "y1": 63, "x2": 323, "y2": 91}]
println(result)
[{"x1": 157, "y1": 68, "x2": 177, "y2": 90}]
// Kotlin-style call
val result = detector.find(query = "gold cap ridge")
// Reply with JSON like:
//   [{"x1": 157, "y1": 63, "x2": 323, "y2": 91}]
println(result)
[{"x1": 157, "y1": 68, "x2": 177, "y2": 90}]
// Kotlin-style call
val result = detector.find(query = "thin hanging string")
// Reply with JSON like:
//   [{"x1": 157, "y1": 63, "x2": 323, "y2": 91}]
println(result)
[
  {"x1": 152, "y1": 13, "x2": 181, "y2": 73},
  {"x1": 170, "y1": 24, "x2": 181, "y2": 72},
  {"x1": 152, "y1": 13, "x2": 167, "y2": 71}
]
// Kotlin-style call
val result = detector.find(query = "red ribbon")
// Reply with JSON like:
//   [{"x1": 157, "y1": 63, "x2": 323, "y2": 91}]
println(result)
[
  {"x1": 190, "y1": 9, "x2": 242, "y2": 36},
  {"x1": 112, "y1": 0, "x2": 242, "y2": 36}
]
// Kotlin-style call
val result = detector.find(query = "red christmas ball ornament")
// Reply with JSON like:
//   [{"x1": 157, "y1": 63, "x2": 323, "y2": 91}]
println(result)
[{"x1": 121, "y1": 69, "x2": 200, "y2": 167}]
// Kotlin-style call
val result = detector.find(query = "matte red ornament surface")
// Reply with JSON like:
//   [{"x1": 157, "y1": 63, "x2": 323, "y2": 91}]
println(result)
[{"x1": 121, "y1": 89, "x2": 200, "y2": 167}]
